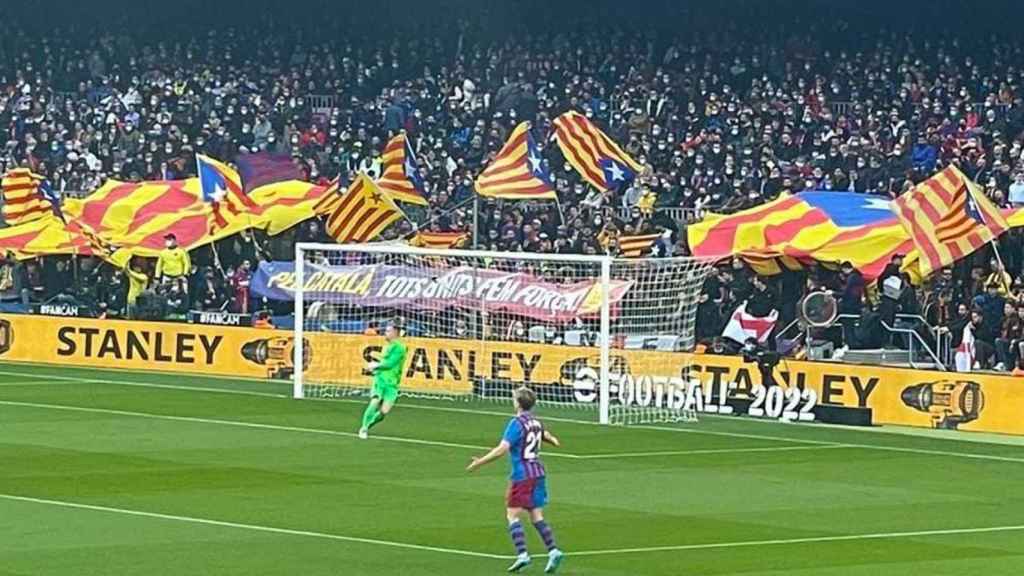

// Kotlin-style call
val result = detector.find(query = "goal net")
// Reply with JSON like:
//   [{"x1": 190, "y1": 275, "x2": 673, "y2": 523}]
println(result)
[{"x1": 292, "y1": 243, "x2": 714, "y2": 425}]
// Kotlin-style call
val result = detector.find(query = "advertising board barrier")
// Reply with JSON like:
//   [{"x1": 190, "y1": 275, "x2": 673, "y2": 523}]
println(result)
[{"x1": 0, "y1": 314, "x2": 1017, "y2": 435}]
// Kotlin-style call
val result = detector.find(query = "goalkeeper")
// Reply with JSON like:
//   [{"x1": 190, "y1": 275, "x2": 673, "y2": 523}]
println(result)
[{"x1": 358, "y1": 322, "x2": 407, "y2": 439}]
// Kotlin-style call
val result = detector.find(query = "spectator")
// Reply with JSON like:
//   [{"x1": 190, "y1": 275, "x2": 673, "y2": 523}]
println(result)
[
  {"x1": 968, "y1": 309, "x2": 995, "y2": 369},
  {"x1": 195, "y1": 267, "x2": 225, "y2": 311},
  {"x1": 878, "y1": 254, "x2": 907, "y2": 345},
  {"x1": 155, "y1": 234, "x2": 191, "y2": 287},
  {"x1": 696, "y1": 267, "x2": 725, "y2": 341},
  {"x1": 164, "y1": 282, "x2": 188, "y2": 321},
  {"x1": 1010, "y1": 173, "x2": 1024, "y2": 207},
  {"x1": 984, "y1": 258, "x2": 1013, "y2": 297},
  {"x1": 995, "y1": 303, "x2": 1024, "y2": 371},
  {"x1": 747, "y1": 275, "x2": 778, "y2": 318},
  {"x1": 837, "y1": 261, "x2": 865, "y2": 347},
  {"x1": 229, "y1": 260, "x2": 253, "y2": 314},
  {"x1": 253, "y1": 310, "x2": 275, "y2": 329},
  {"x1": 975, "y1": 282, "x2": 1007, "y2": 343},
  {"x1": 124, "y1": 260, "x2": 149, "y2": 319}
]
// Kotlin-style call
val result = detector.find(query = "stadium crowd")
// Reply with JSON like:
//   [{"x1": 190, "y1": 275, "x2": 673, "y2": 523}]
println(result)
[{"x1": 3, "y1": 7, "x2": 1024, "y2": 370}]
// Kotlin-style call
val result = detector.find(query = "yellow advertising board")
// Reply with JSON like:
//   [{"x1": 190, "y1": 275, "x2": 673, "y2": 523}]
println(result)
[
  {"x1": 325, "y1": 336, "x2": 1015, "y2": 435},
  {"x1": 0, "y1": 314, "x2": 1020, "y2": 435},
  {"x1": 0, "y1": 314, "x2": 280, "y2": 379}
]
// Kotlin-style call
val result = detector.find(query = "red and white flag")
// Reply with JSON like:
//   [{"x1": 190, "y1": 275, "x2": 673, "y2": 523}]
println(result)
[
  {"x1": 955, "y1": 322, "x2": 976, "y2": 372},
  {"x1": 722, "y1": 302, "x2": 778, "y2": 344}
]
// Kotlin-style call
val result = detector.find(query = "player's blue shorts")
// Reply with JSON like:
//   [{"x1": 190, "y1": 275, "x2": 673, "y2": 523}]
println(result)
[{"x1": 506, "y1": 477, "x2": 548, "y2": 509}]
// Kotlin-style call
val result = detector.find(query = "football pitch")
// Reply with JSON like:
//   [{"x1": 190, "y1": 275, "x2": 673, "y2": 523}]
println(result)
[{"x1": 1, "y1": 363, "x2": 1023, "y2": 575}]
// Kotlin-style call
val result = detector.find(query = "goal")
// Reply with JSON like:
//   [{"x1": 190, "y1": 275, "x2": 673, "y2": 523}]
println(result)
[{"x1": 292, "y1": 243, "x2": 714, "y2": 425}]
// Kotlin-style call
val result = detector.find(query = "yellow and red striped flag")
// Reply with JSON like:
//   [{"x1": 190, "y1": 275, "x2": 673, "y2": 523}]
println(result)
[
  {"x1": 411, "y1": 230, "x2": 468, "y2": 249},
  {"x1": 2, "y1": 168, "x2": 53, "y2": 225},
  {"x1": 618, "y1": 233, "x2": 662, "y2": 257},
  {"x1": 475, "y1": 122, "x2": 557, "y2": 200},
  {"x1": 552, "y1": 110, "x2": 643, "y2": 192},
  {"x1": 0, "y1": 214, "x2": 88, "y2": 258},
  {"x1": 891, "y1": 165, "x2": 1009, "y2": 276},
  {"x1": 323, "y1": 173, "x2": 406, "y2": 243},
  {"x1": 377, "y1": 133, "x2": 429, "y2": 206},
  {"x1": 687, "y1": 191, "x2": 914, "y2": 280}
]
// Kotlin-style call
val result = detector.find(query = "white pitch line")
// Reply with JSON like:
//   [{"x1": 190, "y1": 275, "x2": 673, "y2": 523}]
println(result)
[
  {"x1": 574, "y1": 444, "x2": 850, "y2": 459},
  {"x1": 0, "y1": 369, "x2": 827, "y2": 446},
  {"x1": 570, "y1": 523, "x2": 1024, "y2": 556},
  {"x1": 0, "y1": 493, "x2": 506, "y2": 560},
  {"x1": 0, "y1": 399, "x2": 850, "y2": 461},
  {"x1": 3, "y1": 369, "x2": 1024, "y2": 464},
  {"x1": 0, "y1": 380, "x2": 83, "y2": 387},
  {"x1": 0, "y1": 370, "x2": 286, "y2": 399},
  {"x1": 3, "y1": 492, "x2": 1022, "y2": 562},
  {"x1": 0, "y1": 399, "x2": 516, "y2": 456}
]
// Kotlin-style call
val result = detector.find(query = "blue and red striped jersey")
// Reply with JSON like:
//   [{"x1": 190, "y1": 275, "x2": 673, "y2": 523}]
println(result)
[{"x1": 503, "y1": 412, "x2": 547, "y2": 481}]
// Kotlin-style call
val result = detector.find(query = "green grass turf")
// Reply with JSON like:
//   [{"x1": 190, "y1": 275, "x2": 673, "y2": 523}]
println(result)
[{"x1": 0, "y1": 361, "x2": 1023, "y2": 575}]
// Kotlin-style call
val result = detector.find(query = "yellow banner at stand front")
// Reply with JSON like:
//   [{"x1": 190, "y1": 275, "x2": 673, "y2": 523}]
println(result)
[
  {"x1": 0, "y1": 314, "x2": 1020, "y2": 435},
  {"x1": 0, "y1": 314, "x2": 277, "y2": 379}
]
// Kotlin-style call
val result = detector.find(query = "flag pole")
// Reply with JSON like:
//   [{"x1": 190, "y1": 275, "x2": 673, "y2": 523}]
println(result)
[
  {"x1": 472, "y1": 193, "x2": 479, "y2": 249},
  {"x1": 399, "y1": 195, "x2": 477, "y2": 243},
  {"x1": 554, "y1": 196, "x2": 567, "y2": 225},
  {"x1": 209, "y1": 239, "x2": 224, "y2": 274},
  {"x1": 989, "y1": 237, "x2": 1012, "y2": 294}
]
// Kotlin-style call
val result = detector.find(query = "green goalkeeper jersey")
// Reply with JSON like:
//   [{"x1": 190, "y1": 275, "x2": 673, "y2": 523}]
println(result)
[{"x1": 373, "y1": 339, "x2": 407, "y2": 388}]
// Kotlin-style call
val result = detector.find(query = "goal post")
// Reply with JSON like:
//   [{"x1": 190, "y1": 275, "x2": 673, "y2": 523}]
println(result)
[{"x1": 292, "y1": 242, "x2": 714, "y2": 425}]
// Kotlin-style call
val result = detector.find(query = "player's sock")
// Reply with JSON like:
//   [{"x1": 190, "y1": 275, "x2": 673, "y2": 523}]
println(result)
[
  {"x1": 368, "y1": 411, "x2": 387, "y2": 430},
  {"x1": 508, "y1": 520, "x2": 528, "y2": 556},
  {"x1": 533, "y1": 520, "x2": 557, "y2": 552},
  {"x1": 361, "y1": 404, "x2": 380, "y2": 431}
]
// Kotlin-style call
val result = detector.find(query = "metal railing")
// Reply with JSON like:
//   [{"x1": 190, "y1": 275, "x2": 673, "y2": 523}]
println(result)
[
  {"x1": 617, "y1": 206, "x2": 705, "y2": 223},
  {"x1": 878, "y1": 319, "x2": 945, "y2": 370},
  {"x1": 774, "y1": 312, "x2": 947, "y2": 371},
  {"x1": 828, "y1": 101, "x2": 1012, "y2": 117},
  {"x1": 305, "y1": 95, "x2": 338, "y2": 114}
]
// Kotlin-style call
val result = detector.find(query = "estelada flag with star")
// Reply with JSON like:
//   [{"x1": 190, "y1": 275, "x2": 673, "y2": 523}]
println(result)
[
  {"x1": 552, "y1": 110, "x2": 643, "y2": 192},
  {"x1": 377, "y1": 132, "x2": 429, "y2": 206},
  {"x1": 197, "y1": 153, "x2": 259, "y2": 232},
  {"x1": 475, "y1": 122, "x2": 557, "y2": 200},
  {"x1": 891, "y1": 165, "x2": 1009, "y2": 277},
  {"x1": 320, "y1": 173, "x2": 407, "y2": 243}
]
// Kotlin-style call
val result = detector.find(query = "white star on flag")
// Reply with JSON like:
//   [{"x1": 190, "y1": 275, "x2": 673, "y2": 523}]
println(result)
[
  {"x1": 528, "y1": 152, "x2": 543, "y2": 174},
  {"x1": 405, "y1": 158, "x2": 416, "y2": 176},
  {"x1": 210, "y1": 182, "x2": 227, "y2": 203},
  {"x1": 861, "y1": 197, "x2": 892, "y2": 211},
  {"x1": 607, "y1": 161, "x2": 626, "y2": 181}
]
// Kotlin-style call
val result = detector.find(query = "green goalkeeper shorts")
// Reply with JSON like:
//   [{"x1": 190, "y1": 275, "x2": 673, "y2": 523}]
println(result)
[{"x1": 371, "y1": 381, "x2": 399, "y2": 405}]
